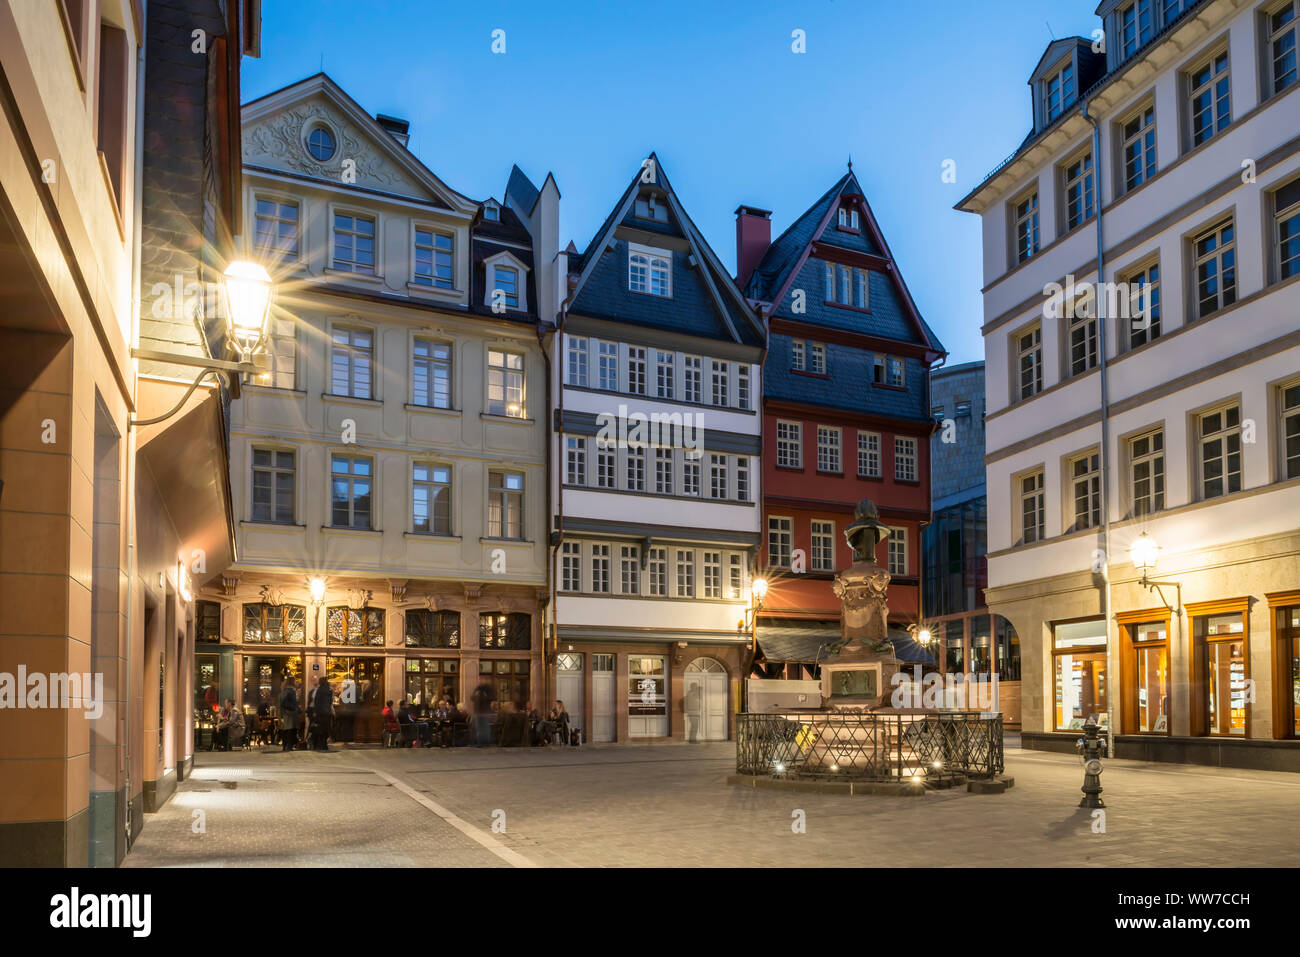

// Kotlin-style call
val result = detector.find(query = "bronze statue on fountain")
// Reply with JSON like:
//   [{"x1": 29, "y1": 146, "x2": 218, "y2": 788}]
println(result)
[{"x1": 822, "y1": 499, "x2": 904, "y2": 709}]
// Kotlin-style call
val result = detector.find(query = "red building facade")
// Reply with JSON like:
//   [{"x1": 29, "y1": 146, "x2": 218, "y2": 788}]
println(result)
[{"x1": 736, "y1": 173, "x2": 945, "y2": 676}]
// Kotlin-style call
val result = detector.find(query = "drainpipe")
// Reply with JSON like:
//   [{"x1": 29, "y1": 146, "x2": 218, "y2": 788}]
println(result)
[
  {"x1": 122, "y1": 2, "x2": 150, "y2": 852},
  {"x1": 536, "y1": 315, "x2": 554, "y2": 705},
  {"x1": 921, "y1": 351, "x2": 946, "y2": 675},
  {"x1": 1083, "y1": 99, "x2": 1116, "y2": 757},
  {"x1": 549, "y1": 275, "x2": 576, "y2": 707}
]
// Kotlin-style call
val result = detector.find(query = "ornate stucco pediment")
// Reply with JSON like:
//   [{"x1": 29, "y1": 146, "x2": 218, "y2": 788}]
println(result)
[{"x1": 242, "y1": 96, "x2": 429, "y2": 199}]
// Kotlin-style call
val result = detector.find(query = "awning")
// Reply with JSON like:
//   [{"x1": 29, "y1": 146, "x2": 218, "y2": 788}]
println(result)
[
  {"x1": 135, "y1": 379, "x2": 235, "y2": 584},
  {"x1": 756, "y1": 620, "x2": 936, "y2": 665}
]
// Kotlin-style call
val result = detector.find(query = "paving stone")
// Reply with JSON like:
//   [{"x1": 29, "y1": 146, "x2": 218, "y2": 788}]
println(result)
[{"x1": 123, "y1": 744, "x2": 1300, "y2": 867}]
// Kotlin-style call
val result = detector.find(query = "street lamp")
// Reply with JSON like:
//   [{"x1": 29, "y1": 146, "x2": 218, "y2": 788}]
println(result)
[
  {"x1": 309, "y1": 577, "x2": 327, "y2": 646},
  {"x1": 738, "y1": 578, "x2": 768, "y2": 713},
  {"x1": 1130, "y1": 531, "x2": 1181, "y2": 612},
  {"x1": 130, "y1": 259, "x2": 276, "y2": 428},
  {"x1": 222, "y1": 260, "x2": 274, "y2": 360}
]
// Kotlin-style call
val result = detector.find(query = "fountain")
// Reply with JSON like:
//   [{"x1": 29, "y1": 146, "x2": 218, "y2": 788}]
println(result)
[{"x1": 733, "y1": 499, "x2": 1008, "y2": 793}]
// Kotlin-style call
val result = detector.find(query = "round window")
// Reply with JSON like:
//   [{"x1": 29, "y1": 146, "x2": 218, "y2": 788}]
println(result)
[{"x1": 306, "y1": 125, "x2": 336, "y2": 162}]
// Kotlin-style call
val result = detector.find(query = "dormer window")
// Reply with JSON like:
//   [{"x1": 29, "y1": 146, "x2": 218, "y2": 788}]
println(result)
[
  {"x1": 1119, "y1": 0, "x2": 1155, "y2": 59},
  {"x1": 483, "y1": 201, "x2": 500, "y2": 222},
  {"x1": 836, "y1": 207, "x2": 860, "y2": 230},
  {"x1": 482, "y1": 251, "x2": 530, "y2": 313},
  {"x1": 493, "y1": 265, "x2": 519, "y2": 309},
  {"x1": 1044, "y1": 61, "x2": 1075, "y2": 123},
  {"x1": 628, "y1": 243, "x2": 671, "y2": 297},
  {"x1": 634, "y1": 195, "x2": 668, "y2": 223}
]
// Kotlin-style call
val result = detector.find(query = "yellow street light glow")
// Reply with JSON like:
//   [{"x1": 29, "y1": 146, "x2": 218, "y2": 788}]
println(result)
[
  {"x1": 309, "y1": 577, "x2": 327, "y2": 604},
  {"x1": 1130, "y1": 532, "x2": 1159, "y2": 575},
  {"x1": 223, "y1": 260, "x2": 274, "y2": 350},
  {"x1": 752, "y1": 577, "x2": 769, "y2": 602}
]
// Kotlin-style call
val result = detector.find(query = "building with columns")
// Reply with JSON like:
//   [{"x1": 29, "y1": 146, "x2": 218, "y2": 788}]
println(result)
[
  {"x1": 958, "y1": 0, "x2": 1300, "y2": 767},
  {"x1": 196, "y1": 74, "x2": 556, "y2": 741}
]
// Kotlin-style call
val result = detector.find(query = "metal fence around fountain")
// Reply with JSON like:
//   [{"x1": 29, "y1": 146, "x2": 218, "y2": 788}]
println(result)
[{"x1": 737, "y1": 711, "x2": 1004, "y2": 782}]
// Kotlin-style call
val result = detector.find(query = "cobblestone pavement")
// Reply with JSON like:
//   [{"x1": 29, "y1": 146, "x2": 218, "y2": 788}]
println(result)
[{"x1": 123, "y1": 741, "x2": 1300, "y2": 867}]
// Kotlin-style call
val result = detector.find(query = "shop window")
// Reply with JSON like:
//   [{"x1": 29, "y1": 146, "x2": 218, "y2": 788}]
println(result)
[
  {"x1": 479, "y1": 659, "x2": 530, "y2": 709},
  {"x1": 1052, "y1": 619, "x2": 1108, "y2": 731},
  {"x1": 628, "y1": 655, "x2": 667, "y2": 720},
  {"x1": 1119, "y1": 612, "x2": 1170, "y2": 733},
  {"x1": 479, "y1": 612, "x2": 531, "y2": 650},
  {"x1": 196, "y1": 600, "x2": 221, "y2": 643},
  {"x1": 405, "y1": 609, "x2": 460, "y2": 648},
  {"x1": 326, "y1": 606, "x2": 385, "y2": 646},
  {"x1": 1270, "y1": 597, "x2": 1300, "y2": 737},
  {"x1": 1189, "y1": 603, "x2": 1249, "y2": 737},
  {"x1": 243, "y1": 602, "x2": 306, "y2": 644},
  {"x1": 405, "y1": 658, "x2": 460, "y2": 708}
]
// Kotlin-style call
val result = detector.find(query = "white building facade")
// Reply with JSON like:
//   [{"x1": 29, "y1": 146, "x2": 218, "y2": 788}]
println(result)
[
  {"x1": 549, "y1": 154, "x2": 766, "y2": 743},
  {"x1": 959, "y1": 0, "x2": 1300, "y2": 768}
]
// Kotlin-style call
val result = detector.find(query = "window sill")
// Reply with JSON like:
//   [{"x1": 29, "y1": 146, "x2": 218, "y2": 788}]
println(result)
[
  {"x1": 815, "y1": 470, "x2": 844, "y2": 478},
  {"x1": 480, "y1": 412, "x2": 535, "y2": 425},
  {"x1": 894, "y1": 478, "x2": 921, "y2": 486},
  {"x1": 856, "y1": 474, "x2": 884, "y2": 483},
  {"x1": 872, "y1": 383, "x2": 908, "y2": 392},
  {"x1": 321, "y1": 525, "x2": 382, "y2": 535},
  {"x1": 560, "y1": 384, "x2": 756, "y2": 415},
  {"x1": 407, "y1": 281, "x2": 461, "y2": 300},
  {"x1": 774, "y1": 465, "x2": 804, "y2": 473},
  {"x1": 791, "y1": 370, "x2": 830, "y2": 380},
  {"x1": 241, "y1": 520, "x2": 306, "y2": 529},
  {"x1": 242, "y1": 384, "x2": 307, "y2": 397},
  {"x1": 822, "y1": 300, "x2": 871, "y2": 314},
  {"x1": 322, "y1": 393, "x2": 382, "y2": 406},
  {"x1": 404, "y1": 532, "x2": 461, "y2": 541},
  {"x1": 325, "y1": 266, "x2": 384, "y2": 284},
  {"x1": 479, "y1": 537, "x2": 534, "y2": 545},
  {"x1": 405, "y1": 403, "x2": 461, "y2": 416}
]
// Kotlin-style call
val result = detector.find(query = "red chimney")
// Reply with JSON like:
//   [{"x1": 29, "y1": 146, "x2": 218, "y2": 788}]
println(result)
[{"x1": 735, "y1": 205, "x2": 772, "y2": 291}]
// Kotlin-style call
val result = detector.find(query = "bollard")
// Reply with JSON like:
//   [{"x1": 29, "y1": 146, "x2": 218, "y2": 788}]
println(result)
[{"x1": 1075, "y1": 717, "x2": 1105, "y2": 809}]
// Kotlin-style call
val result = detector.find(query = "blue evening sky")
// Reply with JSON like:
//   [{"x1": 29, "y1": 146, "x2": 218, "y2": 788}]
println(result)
[{"x1": 243, "y1": 0, "x2": 1101, "y2": 364}]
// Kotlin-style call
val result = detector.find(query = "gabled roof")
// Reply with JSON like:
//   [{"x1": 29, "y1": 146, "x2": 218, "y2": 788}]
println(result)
[
  {"x1": 1029, "y1": 37, "x2": 1088, "y2": 83},
  {"x1": 505, "y1": 164, "x2": 541, "y2": 217},
  {"x1": 240, "y1": 72, "x2": 478, "y2": 218},
  {"x1": 745, "y1": 169, "x2": 945, "y2": 356},
  {"x1": 567, "y1": 152, "x2": 764, "y2": 349}
]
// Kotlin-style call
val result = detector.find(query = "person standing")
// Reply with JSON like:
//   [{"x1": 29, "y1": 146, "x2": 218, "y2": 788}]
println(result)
[
  {"x1": 313, "y1": 676, "x2": 334, "y2": 751},
  {"x1": 279, "y1": 678, "x2": 299, "y2": 751},
  {"x1": 470, "y1": 681, "x2": 496, "y2": 748}
]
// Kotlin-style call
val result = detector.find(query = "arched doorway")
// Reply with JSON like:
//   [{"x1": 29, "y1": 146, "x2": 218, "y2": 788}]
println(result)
[{"x1": 684, "y1": 657, "x2": 728, "y2": 742}]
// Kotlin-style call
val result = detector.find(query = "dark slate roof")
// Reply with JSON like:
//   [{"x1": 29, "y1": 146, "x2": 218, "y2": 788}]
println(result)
[
  {"x1": 744, "y1": 172, "x2": 852, "y2": 304},
  {"x1": 569, "y1": 153, "x2": 764, "y2": 350},
  {"x1": 743, "y1": 170, "x2": 945, "y2": 360},
  {"x1": 505, "y1": 164, "x2": 540, "y2": 217},
  {"x1": 468, "y1": 200, "x2": 538, "y2": 321},
  {"x1": 763, "y1": 334, "x2": 931, "y2": 421}
]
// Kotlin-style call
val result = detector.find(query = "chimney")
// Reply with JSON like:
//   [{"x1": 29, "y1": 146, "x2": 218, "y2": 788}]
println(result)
[
  {"x1": 735, "y1": 205, "x2": 772, "y2": 291},
  {"x1": 375, "y1": 113, "x2": 410, "y2": 147}
]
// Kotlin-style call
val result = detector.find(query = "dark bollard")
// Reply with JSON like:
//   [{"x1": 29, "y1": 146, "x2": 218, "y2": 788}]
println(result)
[{"x1": 1075, "y1": 717, "x2": 1105, "y2": 809}]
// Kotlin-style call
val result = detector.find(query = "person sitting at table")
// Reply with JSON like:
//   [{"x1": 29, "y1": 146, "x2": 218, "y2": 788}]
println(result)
[
  {"x1": 213, "y1": 702, "x2": 231, "y2": 751},
  {"x1": 522, "y1": 699, "x2": 541, "y2": 745},
  {"x1": 430, "y1": 699, "x2": 452, "y2": 747},
  {"x1": 216, "y1": 699, "x2": 244, "y2": 751},
  {"x1": 397, "y1": 698, "x2": 432, "y2": 747},
  {"x1": 382, "y1": 700, "x2": 401, "y2": 745},
  {"x1": 549, "y1": 700, "x2": 570, "y2": 746}
]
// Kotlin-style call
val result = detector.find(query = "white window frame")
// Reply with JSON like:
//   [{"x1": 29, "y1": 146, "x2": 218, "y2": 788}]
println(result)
[
  {"x1": 811, "y1": 519, "x2": 834, "y2": 572},
  {"x1": 817, "y1": 426, "x2": 842, "y2": 474},
  {"x1": 412, "y1": 462, "x2": 452, "y2": 536},
  {"x1": 566, "y1": 436, "x2": 587, "y2": 486},
  {"x1": 412, "y1": 337, "x2": 452, "y2": 409},
  {"x1": 1196, "y1": 402, "x2": 1243, "y2": 500},
  {"x1": 768, "y1": 516, "x2": 793, "y2": 568},
  {"x1": 567, "y1": 335, "x2": 589, "y2": 387},
  {"x1": 486, "y1": 348, "x2": 525, "y2": 418},
  {"x1": 628, "y1": 242, "x2": 672, "y2": 297},
  {"x1": 1186, "y1": 46, "x2": 1231, "y2": 149},
  {"x1": 776, "y1": 420, "x2": 802, "y2": 469},
  {"x1": 330, "y1": 324, "x2": 375, "y2": 399},
  {"x1": 483, "y1": 251, "x2": 530, "y2": 313},
  {"x1": 858, "y1": 431, "x2": 881, "y2": 478},
  {"x1": 895, "y1": 436, "x2": 918, "y2": 482}
]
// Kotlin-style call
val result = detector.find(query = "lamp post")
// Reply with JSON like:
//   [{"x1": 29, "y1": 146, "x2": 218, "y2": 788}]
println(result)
[
  {"x1": 130, "y1": 260, "x2": 275, "y2": 427},
  {"x1": 739, "y1": 578, "x2": 768, "y2": 713},
  {"x1": 309, "y1": 577, "x2": 327, "y2": 646}
]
